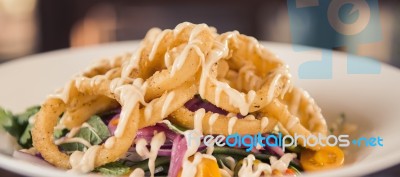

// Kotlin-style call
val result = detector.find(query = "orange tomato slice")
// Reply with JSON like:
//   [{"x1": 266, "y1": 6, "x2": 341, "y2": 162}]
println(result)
[
  {"x1": 300, "y1": 146, "x2": 344, "y2": 171},
  {"x1": 178, "y1": 156, "x2": 221, "y2": 177}
]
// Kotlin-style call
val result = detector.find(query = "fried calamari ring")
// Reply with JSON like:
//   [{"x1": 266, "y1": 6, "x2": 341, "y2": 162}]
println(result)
[
  {"x1": 199, "y1": 32, "x2": 291, "y2": 116},
  {"x1": 169, "y1": 107, "x2": 277, "y2": 136},
  {"x1": 32, "y1": 98, "x2": 70, "y2": 168},
  {"x1": 281, "y1": 86, "x2": 328, "y2": 136},
  {"x1": 60, "y1": 54, "x2": 129, "y2": 129},
  {"x1": 32, "y1": 81, "x2": 141, "y2": 169},
  {"x1": 122, "y1": 22, "x2": 215, "y2": 101},
  {"x1": 61, "y1": 95, "x2": 119, "y2": 128},
  {"x1": 32, "y1": 22, "x2": 330, "y2": 171},
  {"x1": 82, "y1": 53, "x2": 130, "y2": 78},
  {"x1": 260, "y1": 98, "x2": 324, "y2": 150},
  {"x1": 74, "y1": 69, "x2": 199, "y2": 129}
]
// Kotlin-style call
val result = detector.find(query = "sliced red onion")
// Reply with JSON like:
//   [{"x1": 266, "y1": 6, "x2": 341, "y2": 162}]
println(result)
[
  {"x1": 183, "y1": 96, "x2": 202, "y2": 111},
  {"x1": 136, "y1": 123, "x2": 178, "y2": 140},
  {"x1": 184, "y1": 95, "x2": 229, "y2": 115},
  {"x1": 184, "y1": 95, "x2": 249, "y2": 118},
  {"x1": 157, "y1": 149, "x2": 172, "y2": 156},
  {"x1": 265, "y1": 137, "x2": 285, "y2": 157},
  {"x1": 13, "y1": 150, "x2": 53, "y2": 167},
  {"x1": 168, "y1": 135, "x2": 187, "y2": 177}
]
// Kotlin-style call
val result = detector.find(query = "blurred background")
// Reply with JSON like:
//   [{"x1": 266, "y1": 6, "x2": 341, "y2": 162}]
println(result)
[{"x1": 0, "y1": 0, "x2": 399, "y2": 67}]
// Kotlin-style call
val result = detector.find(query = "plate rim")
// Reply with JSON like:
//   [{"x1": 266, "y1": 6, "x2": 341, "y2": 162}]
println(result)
[{"x1": 0, "y1": 40, "x2": 399, "y2": 177}]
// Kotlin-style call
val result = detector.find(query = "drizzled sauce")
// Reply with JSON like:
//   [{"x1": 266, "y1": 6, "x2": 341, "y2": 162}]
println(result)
[{"x1": 228, "y1": 117, "x2": 238, "y2": 135}]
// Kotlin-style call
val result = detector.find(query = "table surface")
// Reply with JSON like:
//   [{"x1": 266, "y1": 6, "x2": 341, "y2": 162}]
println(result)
[{"x1": 0, "y1": 164, "x2": 399, "y2": 177}]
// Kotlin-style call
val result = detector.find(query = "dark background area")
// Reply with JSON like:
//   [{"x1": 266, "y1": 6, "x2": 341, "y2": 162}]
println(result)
[
  {"x1": 0, "y1": 0, "x2": 399, "y2": 67},
  {"x1": 0, "y1": 0, "x2": 399, "y2": 176}
]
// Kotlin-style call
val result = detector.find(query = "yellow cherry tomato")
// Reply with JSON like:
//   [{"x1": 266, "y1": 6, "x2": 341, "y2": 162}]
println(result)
[
  {"x1": 300, "y1": 146, "x2": 344, "y2": 171},
  {"x1": 110, "y1": 117, "x2": 119, "y2": 126},
  {"x1": 178, "y1": 156, "x2": 222, "y2": 177}
]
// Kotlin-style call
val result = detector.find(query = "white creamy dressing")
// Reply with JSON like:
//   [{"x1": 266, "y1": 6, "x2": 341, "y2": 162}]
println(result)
[
  {"x1": 238, "y1": 153, "x2": 296, "y2": 177},
  {"x1": 280, "y1": 80, "x2": 292, "y2": 99},
  {"x1": 261, "y1": 117, "x2": 269, "y2": 131},
  {"x1": 208, "y1": 113, "x2": 219, "y2": 134},
  {"x1": 227, "y1": 117, "x2": 238, "y2": 135},
  {"x1": 219, "y1": 156, "x2": 235, "y2": 177},
  {"x1": 182, "y1": 153, "x2": 217, "y2": 177},
  {"x1": 104, "y1": 136, "x2": 116, "y2": 149},
  {"x1": 238, "y1": 154, "x2": 272, "y2": 177},
  {"x1": 164, "y1": 50, "x2": 173, "y2": 69},
  {"x1": 129, "y1": 168, "x2": 145, "y2": 177},
  {"x1": 54, "y1": 126, "x2": 92, "y2": 148},
  {"x1": 148, "y1": 132, "x2": 166, "y2": 177},
  {"x1": 112, "y1": 79, "x2": 146, "y2": 138},
  {"x1": 206, "y1": 141, "x2": 215, "y2": 155},
  {"x1": 81, "y1": 123, "x2": 101, "y2": 140},
  {"x1": 144, "y1": 102, "x2": 153, "y2": 121},
  {"x1": 286, "y1": 116, "x2": 300, "y2": 130},
  {"x1": 181, "y1": 109, "x2": 220, "y2": 177},
  {"x1": 148, "y1": 29, "x2": 172, "y2": 61},
  {"x1": 289, "y1": 88, "x2": 302, "y2": 115},
  {"x1": 270, "y1": 153, "x2": 297, "y2": 172},
  {"x1": 28, "y1": 115, "x2": 36, "y2": 124},
  {"x1": 122, "y1": 27, "x2": 160, "y2": 73},
  {"x1": 237, "y1": 65, "x2": 262, "y2": 92},
  {"x1": 266, "y1": 73, "x2": 282, "y2": 104},
  {"x1": 48, "y1": 80, "x2": 74, "y2": 103},
  {"x1": 170, "y1": 44, "x2": 204, "y2": 75},
  {"x1": 135, "y1": 138, "x2": 150, "y2": 157},
  {"x1": 161, "y1": 92, "x2": 175, "y2": 118},
  {"x1": 55, "y1": 137, "x2": 92, "y2": 148},
  {"x1": 68, "y1": 145, "x2": 100, "y2": 173},
  {"x1": 194, "y1": 108, "x2": 206, "y2": 133},
  {"x1": 134, "y1": 132, "x2": 166, "y2": 177},
  {"x1": 89, "y1": 75, "x2": 106, "y2": 88}
]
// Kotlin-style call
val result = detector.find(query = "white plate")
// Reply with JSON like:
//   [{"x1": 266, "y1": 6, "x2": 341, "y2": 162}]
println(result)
[{"x1": 0, "y1": 41, "x2": 399, "y2": 177}]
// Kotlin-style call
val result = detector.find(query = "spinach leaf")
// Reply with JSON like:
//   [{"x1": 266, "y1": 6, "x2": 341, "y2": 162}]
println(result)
[
  {"x1": 94, "y1": 161, "x2": 130, "y2": 176},
  {"x1": 60, "y1": 116, "x2": 110, "y2": 152}
]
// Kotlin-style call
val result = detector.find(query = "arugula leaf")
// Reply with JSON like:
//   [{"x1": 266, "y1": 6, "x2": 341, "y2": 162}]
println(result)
[
  {"x1": 0, "y1": 106, "x2": 40, "y2": 148},
  {"x1": 19, "y1": 124, "x2": 33, "y2": 148},
  {"x1": 15, "y1": 106, "x2": 40, "y2": 126},
  {"x1": 60, "y1": 116, "x2": 110, "y2": 152},
  {"x1": 17, "y1": 106, "x2": 40, "y2": 148},
  {"x1": 94, "y1": 161, "x2": 130, "y2": 176},
  {"x1": 0, "y1": 108, "x2": 21, "y2": 138},
  {"x1": 54, "y1": 128, "x2": 68, "y2": 139}
]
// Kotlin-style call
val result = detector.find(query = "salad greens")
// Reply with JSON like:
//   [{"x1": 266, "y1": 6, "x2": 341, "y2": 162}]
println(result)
[
  {"x1": 0, "y1": 105, "x2": 304, "y2": 176},
  {"x1": 94, "y1": 161, "x2": 130, "y2": 176},
  {"x1": 0, "y1": 106, "x2": 40, "y2": 148},
  {"x1": 60, "y1": 116, "x2": 110, "y2": 152}
]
